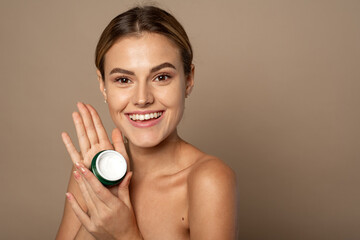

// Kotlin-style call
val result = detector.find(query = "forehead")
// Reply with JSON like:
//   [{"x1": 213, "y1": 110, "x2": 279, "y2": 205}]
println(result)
[{"x1": 104, "y1": 33, "x2": 182, "y2": 74}]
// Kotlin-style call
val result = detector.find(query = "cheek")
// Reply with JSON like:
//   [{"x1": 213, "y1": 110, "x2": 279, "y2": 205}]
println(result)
[
  {"x1": 156, "y1": 83, "x2": 186, "y2": 117},
  {"x1": 107, "y1": 90, "x2": 130, "y2": 115}
]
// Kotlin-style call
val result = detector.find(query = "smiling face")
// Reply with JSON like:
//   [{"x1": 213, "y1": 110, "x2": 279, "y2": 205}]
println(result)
[{"x1": 98, "y1": 33, "x2": 194, "y2": 148}]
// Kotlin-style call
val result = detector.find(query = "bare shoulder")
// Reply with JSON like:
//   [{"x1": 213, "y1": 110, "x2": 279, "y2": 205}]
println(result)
[
  {"x1": 186, "y1": 153, "x2": 238, "y2": 239},
  {"x1": 188, "y1": 154, "x2": 237, "y2": 190}
]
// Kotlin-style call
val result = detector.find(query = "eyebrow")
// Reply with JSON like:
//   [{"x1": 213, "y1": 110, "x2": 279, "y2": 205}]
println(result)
[
  {"x1": 109, "y1": 62, "x2": 176, "y2": 75},
  {"x1": 150, "y1": 62, "x2": 176, "y2": 73}
]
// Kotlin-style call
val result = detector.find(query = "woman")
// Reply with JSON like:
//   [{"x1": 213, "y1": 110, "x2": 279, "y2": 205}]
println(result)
[{"x1": 56, "y1": 5, "x2": 237, "y2": 240}]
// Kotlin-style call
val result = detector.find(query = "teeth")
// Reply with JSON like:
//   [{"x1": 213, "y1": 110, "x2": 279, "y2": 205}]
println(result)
[{"x1": 129, "y1": 112, "x2": 163, "y2": 121}]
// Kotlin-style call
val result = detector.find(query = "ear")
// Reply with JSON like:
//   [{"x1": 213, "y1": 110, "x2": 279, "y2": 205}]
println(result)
[
  {"x1": 97, "y1": 69, "x2": 107, "y2": 100},
  {"x1": 185, "y1": 64, "x2": 195, "y2": 98}
]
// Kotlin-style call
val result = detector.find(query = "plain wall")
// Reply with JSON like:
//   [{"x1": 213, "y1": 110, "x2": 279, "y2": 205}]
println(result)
[{"x1": 1, "y1": 0, "x2": 359, "y2": 239}]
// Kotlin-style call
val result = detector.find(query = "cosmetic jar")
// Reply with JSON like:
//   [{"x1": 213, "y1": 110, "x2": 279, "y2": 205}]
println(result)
[{"x1": 91, "y1": 150, "x2": 127, "y2": 186}]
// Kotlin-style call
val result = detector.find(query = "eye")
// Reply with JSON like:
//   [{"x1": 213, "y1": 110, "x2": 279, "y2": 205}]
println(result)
[
  {"x1": 154, "y1": 74, "x2": 171, "y2": 82},
  {"x1": 115, "y1": 77, "x2": 132, "y2": 84}
]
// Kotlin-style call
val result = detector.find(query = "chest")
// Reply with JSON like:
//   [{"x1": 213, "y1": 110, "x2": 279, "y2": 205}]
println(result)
[{"x1": 130, "y1": 176, "x2": 189, "y2": 240}]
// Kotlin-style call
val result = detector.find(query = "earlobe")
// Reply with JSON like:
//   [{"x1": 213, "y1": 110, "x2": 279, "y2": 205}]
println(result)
[
  {"x1": 102, "y1": 88, "x2": 108, "y2": 104},
  {"x1": 96, "y1": 69, "x2": 107, "y2": 102}
]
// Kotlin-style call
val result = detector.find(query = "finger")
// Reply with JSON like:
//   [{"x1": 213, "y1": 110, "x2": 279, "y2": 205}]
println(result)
[
  {"x1": 65, "y1": 192, "x2": 93, "y2": 229},
  {"x1": 112, "y1": 128, "x2": 128, "y2": 158},
  {"x1": 86, "y1": 104, "x2": 110, "y2": 144},
  {"x1": 77, "y1": 102, "x2": 99, "y2": 145},
  {"x1": 61, "y1": 132, "x2": 81, "y2": 164},
  {"x1": 76, "y1": 162, "x2": 116, "y2": 207},
  {"x1": 117, "y1": 171, "x2": 133, "y2": 207},
  {"x1": 72, "y1": 111, "x2": 91, "y2": 154},
  {"x1": 112, "y1": 128, "x2": 130, "y2": 173},
  {"x1": 73, "y1": 170, "x2": 98, "y2": 215}
]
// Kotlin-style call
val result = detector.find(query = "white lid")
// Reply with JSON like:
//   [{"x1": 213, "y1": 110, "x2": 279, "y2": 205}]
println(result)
[{"x1": 96, "y1": 150, "x2": 127, "y2": 181}]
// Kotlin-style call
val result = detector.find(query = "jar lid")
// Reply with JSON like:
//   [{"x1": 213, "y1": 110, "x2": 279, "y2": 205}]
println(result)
[{"x1": 91, "y1": 150, "x2": 127, "y2": 186}]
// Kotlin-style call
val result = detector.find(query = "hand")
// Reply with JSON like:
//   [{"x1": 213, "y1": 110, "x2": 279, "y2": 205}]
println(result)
[
  {"x1": 62, "y1": 102, "x2": 129, "y2": 196},
  {"x1": 62, "y1": 102, "x2": 142, "y2": 239},
  {"x1": 66, "y1": 164, "x2": 142, "y2": 240},
  {"x1": 62, "y1": 102, "x2": 123, "y2": 169}
]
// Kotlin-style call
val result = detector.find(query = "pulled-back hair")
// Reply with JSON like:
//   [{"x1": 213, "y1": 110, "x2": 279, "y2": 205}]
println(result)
[{"x1": 95, "y1": 5, "x2": 193, "y2": 80}]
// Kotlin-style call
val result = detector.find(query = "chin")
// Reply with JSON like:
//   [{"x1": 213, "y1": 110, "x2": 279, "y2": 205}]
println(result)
[
  {"x1": 126, "y1": 127, "x2": 180, "y2": 148},
  {"x1": 127, "y1": 133, "x2": 165, "y2": 148},
  {"x1": 131, "y1": 139, "x2": 159, "y2": 148}
]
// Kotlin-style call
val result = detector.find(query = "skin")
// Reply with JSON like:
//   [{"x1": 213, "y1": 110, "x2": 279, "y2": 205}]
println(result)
[{"x1": 56, "y1": 33, "x2": 238, "y2": 239}]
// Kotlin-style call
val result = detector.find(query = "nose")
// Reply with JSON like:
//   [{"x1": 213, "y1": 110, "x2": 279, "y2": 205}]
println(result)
[{"x1": 132, "y1": 81, "x2": 154, "y2": 107}]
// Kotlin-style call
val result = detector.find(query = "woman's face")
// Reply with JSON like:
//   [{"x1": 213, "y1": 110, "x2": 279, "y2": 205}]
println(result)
[{"x1": 98, "y1": 33, "x2": 194, "y2": 148}]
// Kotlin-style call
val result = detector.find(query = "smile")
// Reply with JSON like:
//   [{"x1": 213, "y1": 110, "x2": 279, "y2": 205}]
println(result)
[
  {"x1": 128, "y1": 111, "x2": 163, "y2": 121},
  {"x1": 126, "y1": 110, "x2": 165, "y2": 128}
]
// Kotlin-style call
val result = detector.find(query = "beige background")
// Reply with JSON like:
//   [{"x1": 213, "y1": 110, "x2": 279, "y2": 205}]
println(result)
[{"x1": 1, "y1": 0, "x2": 359, "y2": 239}]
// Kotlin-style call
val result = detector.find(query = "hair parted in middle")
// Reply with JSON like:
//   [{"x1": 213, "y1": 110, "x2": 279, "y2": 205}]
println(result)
[{"x1": 95, "y1": 5, "x2": 193, "y2": 81}]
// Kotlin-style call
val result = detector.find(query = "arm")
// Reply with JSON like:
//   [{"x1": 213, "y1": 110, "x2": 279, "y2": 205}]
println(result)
[
  {"x1": 188, "y1": 158, "x2": 238, "y2": 240},
  {"x1": 57, "y1": 103, "x2": 142, "y2": 240},
  {"x1": 56, "y1": 102, "x2": 121, "y2": 239}
]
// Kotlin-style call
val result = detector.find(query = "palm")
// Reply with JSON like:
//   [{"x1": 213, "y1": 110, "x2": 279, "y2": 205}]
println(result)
[
  {"x1": 81, "y1": 142, "x2": 114, "y2": 168},
  {"x1": 62, "y1": 102, "x2": 130, "y2": 188}
]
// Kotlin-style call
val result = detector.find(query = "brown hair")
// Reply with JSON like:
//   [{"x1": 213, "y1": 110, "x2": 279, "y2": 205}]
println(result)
[{"x1": 95, "y1": 5, "x2": 193, "y2": 80}]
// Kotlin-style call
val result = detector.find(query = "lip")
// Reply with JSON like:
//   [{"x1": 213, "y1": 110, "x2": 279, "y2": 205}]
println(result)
[
  {"x1": 125, "y1": 110, "x2": 165, "y2": 128},
  {"x1": 125, "y1": 110, "x2": 164, "y2": 115}
]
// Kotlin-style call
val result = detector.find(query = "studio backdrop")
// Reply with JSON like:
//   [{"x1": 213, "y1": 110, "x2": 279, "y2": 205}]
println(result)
[{"x1": 0, "y1": 0, "x2": 359, "y2": 239}]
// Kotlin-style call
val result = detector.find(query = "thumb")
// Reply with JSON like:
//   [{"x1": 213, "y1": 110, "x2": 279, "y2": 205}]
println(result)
[
  {"x1": 111, "y1": 128, "x2": 128, "y2": 159},
  {"x1": 118, "y1": 171, "x2": 133, "y2": 207}
]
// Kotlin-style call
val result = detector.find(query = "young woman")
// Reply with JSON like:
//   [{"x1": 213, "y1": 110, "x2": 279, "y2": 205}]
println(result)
[{"x1": 56, "y1": 5, "x2": 237, "y2": 240}]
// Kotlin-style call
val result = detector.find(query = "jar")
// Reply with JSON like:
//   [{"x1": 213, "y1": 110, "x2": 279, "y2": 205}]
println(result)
[{"x1": 91, "y1": 150, "x2": 127, "y2": 186}]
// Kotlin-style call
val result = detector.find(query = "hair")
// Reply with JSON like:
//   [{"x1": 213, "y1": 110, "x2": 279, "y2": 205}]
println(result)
[{"x1": 95, "y1": 5, "x2": 193, "y2": 80}]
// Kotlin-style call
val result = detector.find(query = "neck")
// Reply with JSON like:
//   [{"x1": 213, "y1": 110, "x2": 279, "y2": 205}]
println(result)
[{"x1": 128, "y1": 129, "x2": 184, "y2": 177}]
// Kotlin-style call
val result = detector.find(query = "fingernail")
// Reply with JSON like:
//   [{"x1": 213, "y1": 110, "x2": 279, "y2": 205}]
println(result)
[
  {"x1": 65, "y1": 192, "x2": 71, "y2": 200},
  {"x1": 80, "y1": 167, "x2": 87, "y2": 175},
  {"x1": 73, "y1": 170, "x2": 81, "y2": 179},
  {"x1": 75, "y1": 162, "x2": 81, "y2": 168}
]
